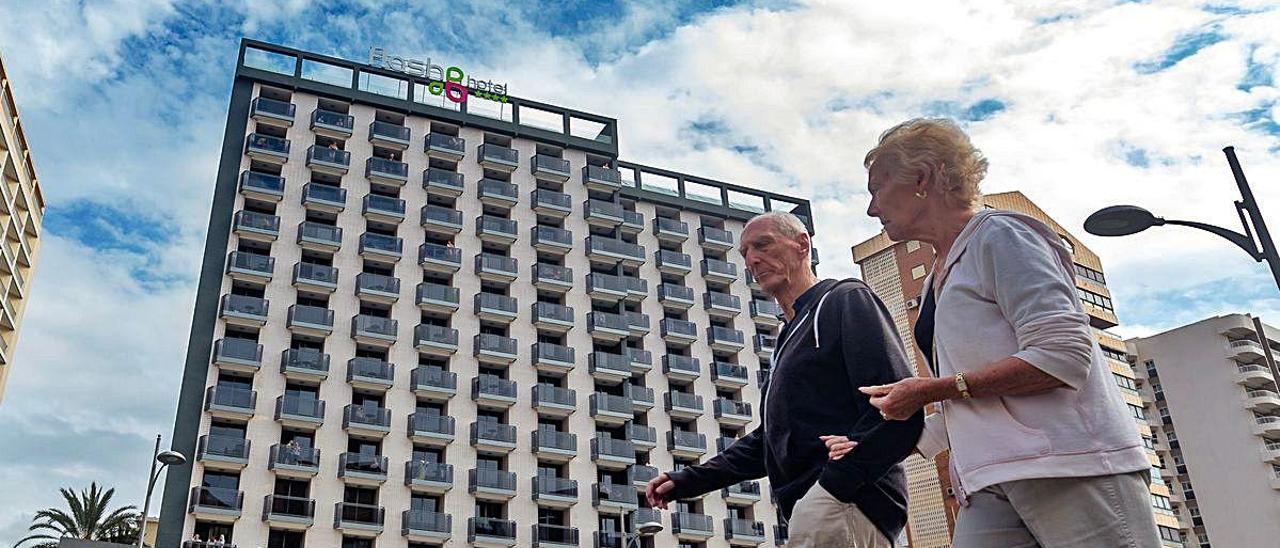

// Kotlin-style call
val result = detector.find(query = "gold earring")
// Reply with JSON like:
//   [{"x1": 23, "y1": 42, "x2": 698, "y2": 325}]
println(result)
[{"x1": 915, "y1": 189, "x2": 928, "y2": 199}]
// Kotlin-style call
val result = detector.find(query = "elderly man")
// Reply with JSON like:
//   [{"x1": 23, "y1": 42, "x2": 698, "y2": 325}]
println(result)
[{"x1": 645, "y1": 212, "x2": 924, "y2": 547}]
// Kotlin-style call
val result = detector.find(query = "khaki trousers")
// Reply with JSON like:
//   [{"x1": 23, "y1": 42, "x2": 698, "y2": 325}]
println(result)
[{"x1": 787, "y1": 482, "x2": 894, "y2": 548}]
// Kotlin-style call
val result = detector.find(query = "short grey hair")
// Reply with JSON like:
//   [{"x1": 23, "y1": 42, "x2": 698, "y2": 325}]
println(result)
[{"x1": 745, "y1": 211, "x2": 808, "y2": 239}]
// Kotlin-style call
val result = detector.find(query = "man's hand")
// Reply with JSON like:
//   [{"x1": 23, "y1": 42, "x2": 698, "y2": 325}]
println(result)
[
  {"x1": 860, "y1": 377, "x2": 949, "y2": 420},
  {"x1": 645, "y1": 473, "x2": 677, "y2": 509},
  {"x1": 820, "y1": 435, "x2": 858, "y2": 460}
]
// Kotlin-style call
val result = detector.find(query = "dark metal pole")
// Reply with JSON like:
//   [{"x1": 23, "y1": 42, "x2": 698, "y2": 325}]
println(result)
[
  {"x1": 137, "y1": 434, "x2": 160, "y2": 548},
  {"x1": 1223, "y1": 147, "x2": 1280, "y2": 291}
]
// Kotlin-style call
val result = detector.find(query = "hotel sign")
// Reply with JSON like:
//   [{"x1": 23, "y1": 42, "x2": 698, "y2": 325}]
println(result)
[{"x1": 368, "y1": 47, "x2": 509, "y2": 104}]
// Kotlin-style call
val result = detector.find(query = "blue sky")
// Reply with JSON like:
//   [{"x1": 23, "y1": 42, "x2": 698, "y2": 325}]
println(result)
[{"x1": 0, "y1": 0, "x2": 1278, "y2": 542}]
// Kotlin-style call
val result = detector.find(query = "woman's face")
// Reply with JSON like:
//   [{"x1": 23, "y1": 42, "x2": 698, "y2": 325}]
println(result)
[{"x1": 866, "y1": 158, "x2": 927, "y2": 241}]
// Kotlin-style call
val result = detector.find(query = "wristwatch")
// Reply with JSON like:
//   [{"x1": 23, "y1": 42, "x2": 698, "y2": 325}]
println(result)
[{"x1": 955, "y1": 372, "x2": 972, "y2": 399}]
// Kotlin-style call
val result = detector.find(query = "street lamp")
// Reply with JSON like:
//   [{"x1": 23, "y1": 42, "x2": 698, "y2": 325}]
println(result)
[
  {"x1": 138, "y1": 434, "x2": 187, "y2": 548},
  {"x1": 622, "y1": 509, "x2": 664, "y2": 547},
  {"x1": 1084, "y1": 146, "x2": 1280, "y2": 291}
]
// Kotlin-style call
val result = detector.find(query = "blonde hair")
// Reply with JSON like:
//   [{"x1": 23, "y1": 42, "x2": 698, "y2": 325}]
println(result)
[{"x1": 863, "y1": 118, "x2": 988, "y2": 210}]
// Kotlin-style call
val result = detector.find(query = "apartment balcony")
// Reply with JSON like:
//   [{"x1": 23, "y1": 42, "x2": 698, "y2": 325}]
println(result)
[
  {"x1": 699, "y1": 226, "x2": 735, "y2": 251},
  {"x1": 712, "y1": 362, "x2": 750, "y2": 389},
  {"x1": 584, "y1": 199, "x2": 625, "y2": 228},
  {"x1": 475, "y1": 293, "x2": 519, "y2": 324},
  {"x1": 343, "y1": 405, "x2": 392, "y2": 438},
  {"x1": 244, "y1": 133, "x2": 289, "y2": 163},
  {"x1": 653, "y1": 217, "x2": 690, "y2": 243},
  {"x1": 232, "y1": 210, "x2": 280, "y2": 242},
  {"x1": 587, "y1": 236, "x2": 646, "y2": 267},
  {"x1": 469, "y1": 517, "x2": 518, "y2": 547},
  {"x1": 292, "y1": 262, "x2": 337, "y2": 294},
  {"x1": 479, "y1": 143, "x2": 520, "y2": 171},
  {"x1": 362, "y1": 194, "x2": 406, "y2": 225},
  {"x1": 351, "y1": 316, "x2": 398, "y2": 348},
  {"x1": 423, "y1": 167, "x2": 465, "y2": 197},
  {"x1": 726, "y1": 519, "x2": 767, "y2": 546},
  {"x1": 532, "y1": 302, "x2": 575, "y2": 333},
  {"x1": 301, "y1": 182, "x2": 346, "y2": 213},
  {"x1": 591, "y1": 437, "x2": 636, "y2": 470},
  {"x1": 250, "y1": 96, "x2": 295, "y2": 127},
  {"x1": 310, "y1": 108, "x2": 354, "y2": 139},
  {"x1": 472, "y1": 374, "x2": 518, "y2": 409},
  {"x1": 534, "y1": 263, "x2": 574, "y2": 292},
  {"x1": 584, "y1": 164, "x2": 623, "y2": 191},
  {"x1": 661, "y1": 319, "x2": 699, "y2": 346},
  {"x1": 420, "y1": 243, "x2": 463, "y2": 273},
  {"x1": 656, "y1": 249, "x2": 693, "y2": 275},
  {"x1": 477, "y1": 215, "x2": 519, "y2": 244},
  {"x1": 1245, "y1": 389, "x2": 1280, "y2": 413},
  {"x1": 746, "y1": 270, "x2": 762, "y2": 290},
  {"x1": 305, "y1": 145, "x2": 351, "y2": 176},
  {"x1": 1262, "y1": 440, "x2": 1280, "y2": 463},
  {"x1": 274, "y1": 395, "x2": 324, "y2": 430},
  {"x1": 532, "y1": 189, "x2": 573, "y2": 217},
  {"x1": 416, "y1": 282, "x2": 460, "y2": 313},
  {"x1": 355, "y1": 272, "x2": 400, "y2": 304},
  {"x1": 629, "y1": 464, "x2": 659, "y2": 490},
  {"x1": 533, "y1": 476, "x2": 579, "y2": 508},
  {"x1": 212, "y1": 338, "x2": 262, "y2": 374},
  {"x1": 709, "y1": 326, "x2": 746, "y2": 352},
  {"x1": 407, "y1": 411, "x2": 455, "y2": 448},
  {"x1": 672, "y1": 512, "x2": 715, "y2": 541},
  {"x1": 750, "y1": 299, "x2": 783, "y2": 326},
  {"x1": 532, "y1": 525, "x2": 581, "y2": 548},
  {"x1": 705, "y1": 292, "x2": 742, "y2": 319},
  {"x1": 621, "y1": 210, "x2": 644, "y2": 235},
  {"x1": 1237, "y1": 364, "x2": 1275, "y2": 387},
  {"x1": 359, "y1": 232, "x2": 403, "y2": 262},
  {"x1": 590, "y1": 392, "x2": 633, "y2": 426},
  {"x1": 475, "y1": 253, "x2": 519, "y2": 282},
  {"x1": 347, "y1": 357, "x2": 394, "y2": 392},
  {"x1": 411, "y1": 366, "x2": 457, "y2": 402},
  {"x1": 368, "y1": 120, "x2": 410, "y2": 149},
  {"x1": 297, "y1": 221, "x2": 342, "y2": 252},
  {"x1": 533, "y1": 342, "x2": 576, "y2": 375},
  {"x1": 590, "y1": 351, "x2": 632, "y2": 384},
  {"x1": 663, "y1": 354, "x2": 701, "y2": 382},
  {"x1": 533, "y1": 429, "x2": 579, "y2": 462},
  {"x1": 197, "y1": 434, "x2": 249, "y2": 471},
  {"x1": 1254, "y1": 416, "x2": 1280, "y2": 439},
  {"x1": 624, "y1": 276, "x2": 648, "y2": 302},
  {"x1": 474, "y1": 334, "x2": 519, "y2": 365},
  {"x1": 533, "y1": 383, "x2": 577, "y2": 417},
  {"x1": 626, "y1": 384, "x2": 655, "y2": 413},
  {"x1": 666, "y1": 392, "x2": 705, "y2": 420},
  {"x1": 287, "y1": 305, "x2": 334, "y2": 337},
  {"x1": 261, "y1": 495, "x2": 314, "y2": 530},
  {"x1": 755, "y1": 334, "x2": 777, "y2": 358},
  {"x1": 239, "y1": 170, "x2": 285, "y2": 202},
  {"x1": 532, "y1": 225, "x2": 573, "y2": 254},
  {"x1": 478, "y1": 178, "x2": 519, "y2": 208},
  {"x1": 659, "y1": 283, "x2": 696, "y2": 309},
  {"x1": 533, "y1": 154, "x2": 572, "y2": 181},
  {"x1": 588, "y1": 311, "x2": 631, "y2": 342},
  {"x1": 269, "y1": 444, "x2": 320, "y2": 479},
  {"x1": 225, "y1": 251, "x2": 274, "y2": 288},
  {"x1": 469, "y1": 468, "x2": 518, "y2": 501},
  {"x1": 587, "y1": 272, "x2": 629, "y2": 301},
  {"x1": 669, "y1": 431, "x2": 708, "y2": 459},
  {"x1": 1231, "y1": 339, "x2": 1267, "y2": 362},
  {"x1": 338, "y1": 452, "x2": 389, "y2": 486},
  {"x1": 722, "y1": 481, "x2": 763, "y2": 505},
  {"x1": 333, "y1": 502, "x2": 384, "y2": 537},
  {"x1": 627, "y1": 348, "x2": 653, "y2": 374},
  {"x1": 402, "y1": 509, "x2": 452, "y2": 544},
  {"x1": 421, "y1": 204, "x2": 463, "y2": 235},
  {"x1": 425, "y1": 132, "x2": 465, "y2": 160},
  {"x1": 205, "y1": 386, "x2": 256, "y2": 421},
  {"x1": 702, "y1": 258, "x2": 739, "y2": 283},
  {"x1": 716, "y1": 436, "x2": 739, "y2": 453},
  {"x1": 715, "y1": 398, "x2": 753, "y2": 426},
  {"x1": 593, "y1": 482, "x2": 638, "y2": 514},
  {"x1": 188, "y1": 487, "x2": 242, "y2": 523},
  {"x1": 414, "y1": 324, "x2": 459, "y2": 356},
  {"x1": 405, "y1": 460, "x2": 454, "y2": 495}
]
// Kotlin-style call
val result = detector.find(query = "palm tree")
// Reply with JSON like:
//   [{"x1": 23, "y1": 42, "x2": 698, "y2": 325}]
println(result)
[{"x1": 14, "y1": 482, "x2": 142, "y2": 547}]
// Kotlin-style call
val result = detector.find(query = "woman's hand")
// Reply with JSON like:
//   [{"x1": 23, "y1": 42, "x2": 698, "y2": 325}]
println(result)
[
  {"x1": 820, "y1": 435, "x2": 858, "y2": 460},
  {"x1": 861, "y1": 377, "x2": 949, "y2": 420}
]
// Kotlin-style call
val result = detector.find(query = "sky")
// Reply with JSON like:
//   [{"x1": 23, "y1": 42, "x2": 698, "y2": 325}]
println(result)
[{"x1": 0, "y1": 0, "x2": 1278, "y2": 542}]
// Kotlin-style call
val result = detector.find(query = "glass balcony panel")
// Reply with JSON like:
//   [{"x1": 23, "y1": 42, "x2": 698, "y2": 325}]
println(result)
[
  {"x1": 426, "y1": 132, "x2": 465, "y2": 155},
  {"x1": 370, "y1": 120, "x2": 410, "y2": 142}
]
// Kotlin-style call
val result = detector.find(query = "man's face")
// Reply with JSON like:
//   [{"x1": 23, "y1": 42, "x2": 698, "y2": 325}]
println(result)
[{"x1": 739, "y1": 219, "x2": 807, "y2": 297}]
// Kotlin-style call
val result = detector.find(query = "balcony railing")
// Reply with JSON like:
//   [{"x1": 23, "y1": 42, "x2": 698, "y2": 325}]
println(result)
[
  {"x1": 534, "y1": 263, "x2": 573, "y2": 286},
  {"x1": 533, "y1": 383, "x2": 576, "y2": 407},
  {"x1": 471, "y1": 421, "x2": 519, "y2": 445},
  {"x1": 474, "y1": 334, "x2": 518, "y2": 358},
  {"x1": 402, "y1": 509, "x2": 451, "y2": 535},
  {"x1": 629, "y1": 464, "x2": 659, "y2": 485},
  {"x1": 587, "y1": 272, "x2": 628, "y2": 295},
  {"x1": 473, "y1": 374, "x2": 518, "y2": 399},
  {"x1": 270, "y1": 443, "x2": 320, "y2": 471},
  {"x1": 206, "y1": 385, "x2": 256, "y2": 412},
  {"x1": 197, "y1": 434, "x2": 250, "y2": 462},
  {"x1": 750, "y1": 299, "x2": 784, "y2": 319},
  {"x1": 533, "y1": 302, "x2": 574, "y2": 325},
  {"x1": 250, "y1": 96, "x2": 295, "y2": 120},
  {"x1": 594, "y1": 482, "x2": 637, "y2": 506},
  {"x1": 366, "y1": 157, "x2": 409, "y2": 181},
  {"x1": 369, "y1": 120, "x2": 410, "y2": 144},
  {"x1": 533, "y1": 225, "x2": 573, "y2": 248},
  {"x1": 533, "y1": 154, "x2": 571, "y2": 176},
  {"x1": 667, "y1": 391, "x2": 704, "y2": 412},
  {"x1": 590, "y1": 352, "x2": 632, "y2": 377},
  {"x1": 420, "y1": 243, "x2": 463, "y2": 267},
  {"x1": 233, "y1": 210, "x2": 281, "y2": 236},
  {"x1": 475, "y1": 253, "x2": 518, "y2": 277},
  {"x1": 245, "y1": 133, "x2": 289, "y2": 156},
  {"x1": 628, "y1": 424, "x2": 658, "y2": 446},
  {"x1": 534, "y1": 476, "x2": 578, "y2": 499},
  {"x1": 654, "y1": 217, "x2": 690, "y2": 238},
  {"x1": 584, "y1": 199, "x2": 625, "y2": 224},
  {"x1": 363, "y1": 194, "x2": 406, "y2": 219},
  {"x1": 334, "y1": 502, "x2": 384, "y2": 527},
  {"x1": 417, "y1": 282, "x2": 460, "y2": 308},
  {"x1": 475, "y1": 292, "x2": 519, "y2": 317},
  {"x1": 339, "y1": 452, "x2": 389, "y2": 475},
  {"x1": 189, "y1": 486, "x2": 242, "y2": 513},
  {"x1": 534, "y1": 524, "x2": 579, "y2": 546},
  {"x1": 534, "y1": 429, "x2": 578, "y2": 452},
  {"x1": 662, "y1": 319, "x2": 698, "y2": 339},
  {"x1": 469, "y1": 517, "x2": 518, "y2": 542},
  {"x1": 709, "y1": 326, "x2": 745, "y2": 346},
  {"x1": 663, "y1": 354, "x2": 700, "y2": 377},
  {"x1": 626, "y1": 384, "x2": 655, "y2": 408},
  {"x1": 477, "y1": 215, "x2": 519, "y2": 240},
  {"x1": 275, "y1": 394, "x2": 324, "y2": 422},
  {"x1": 592, "y1": 437, "x2": 635, "y2": 459},
  {"x1": 302, "y1": 182, "x2": 347, "y2": 209},
  {"x1": 699, "y1": 226, "x2": 735, "y2": 248},
  {"x1": 533, "y1": 342, "x2": 575, "y2": 368},
  {"x1": 298, "y1": 221, "x2": 342, "y2": 247},
  {"x1": 660, "y1": 283, "x2": 696, "y2": 304},
  {"x1": 591, "y1": 392, "x2": 632, "y2": 416},
  {"x1": 263, "y1": 494, "x2": 314, "y2": 521},
  {"x1": 311, "y1": 108, "x2": 354, "y2": 132},
  {"x1": 360, "y1": 232, "x2": 403, "y2": 256},
  {"x1": 705, "y1": 291, "x2": 741, "y2": 311},
  {"x1": 479, "y1": 143, "x2": 519, "y2": 167},
  {"x1": 532, "y1": 189, "x2": 572, "y2": 212},
  {"x1": 715, "y1": 398, "x2": 752, "y2": 417},
  {"x1": 478, "y1": 178, "x2": 519, "y2": 203},
  {"x1": 423, "y1": 167, "x2": 464, "y2": 193},
  {"x1": 712, "y1": 362, "x2": 749, "y2": 385},
  {"x1": 213, "y1": 337, "x2": 262, "y2": 368},
  {"x1": 587, "y1": 236, "x2": 645, "y2": 262},
  {"x1": 411, "y1": 366, "x2": 457, "y2": 393},
  {"x1": 470, "y1": 468, "x2": 518, "y2": 492},
  {"x1": 347, "y1": 356, "x2": 394, "y2": 383},
  {"x1": 669, "y1": 431, "x2": 707, "y2": 451},
  {"x1": 656, "y1": 249, "x2": 693, "y2": 271},
  {"x1": 725, "y1": 518, "x2": 766, "y2": 539},
  {"x1": 306, "y1": 145, "x2": 351, "y2": 168},
  {"x1": 239, "y1": 170, "x2": 285, "y2": 197},
  {"x1": 405, "y1": 460, "x2": 453, "y2": 484},
  {"x1": 426, "y1": 132, "x2": 465, "y2": 157},
  {"x1": 584, "y1": 164, "x2": 623, "y2": 188},
  {"x1": 356, "y1": 272, "x2": 400, "y2": 296},
  {"x1": 672, "y1": 512, "x2": 714, "y2": 535},
  {"x1": 415, "y1": 324, "x2": 459, "y2": 347},
  {"x1": 589, "y1": 312, "x2": 630, "y2": 334},
  {"x1": 288, "y1": 304, "x2": 335, "y2": 331},
  {"x1": 293, "y1": 262, "x2": 337, "y2": 287},
  {"x1": 702, "y1": 258, "x2": 739, "y2": 279},
  {"x1": 220, "y1": 294, "x2": 267, "y2": 322},
  {"x1": 343, "y1": 404, "x2": 392, "y2": 430},
  {"x1": 408, "y1": 412, "x2": 455, "y2": 440}
]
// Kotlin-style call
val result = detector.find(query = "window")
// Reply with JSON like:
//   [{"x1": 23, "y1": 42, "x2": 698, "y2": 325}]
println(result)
[
  {"x1": 1113, "y1": 373, "x2": 1138, "y2": 392},
  {"x1": 1151, "y1": 494, "x2": 1173, "y2": 511},
  {"x1": 1077, "y1": 288, "x2": 1114, "y2": 311},
  {"x1": 910, "y1": 265, "x2": 927, "y2": 280},
  {"x1": 1128, "y1": 404, "x2": 1147, "y2": 420},
  {"x1": 1073, "y1": 263, "x2": 1107, "y2": 285},
  {"x1": 906, "y1": 240, "x2": 921, "y2": 252},
  {"x1": 1100, "y1": 347, "x2": 1128, "y2": 362},
  {"x1": 1158, "y1": 526, "x2": 1181, "y2": 542},
  {"x1": 1142, "y1": 436, "x2": 1155, "y2": 450}
]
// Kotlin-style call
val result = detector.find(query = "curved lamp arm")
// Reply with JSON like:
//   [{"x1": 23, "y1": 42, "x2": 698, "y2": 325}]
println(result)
[{"x1": 1162, "y1": 219, "x2": 1263, "y2": 261}]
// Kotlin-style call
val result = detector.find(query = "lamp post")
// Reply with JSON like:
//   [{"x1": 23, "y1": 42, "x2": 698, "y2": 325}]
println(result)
[
  {"x1": 138, "y1": 434, "x2": 187, "y2": 548},
  {"x1": 1084, "y1": 146, "x2": 1280, "y2": 291},
  {"x1": 623, "y1": 509, "x2": 664, "y2": 548}
]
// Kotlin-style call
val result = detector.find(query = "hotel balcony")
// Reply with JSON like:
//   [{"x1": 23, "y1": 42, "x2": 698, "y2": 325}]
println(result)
[
  {"x1": 477, "y1": 215, "x2": 519, "y2": 245},
  {"x1": 472, "y1": 374, "x2": 518, "y2": 409},
  {"x1": 474, "y1": 334, "x2": 518, "y2": 366},
  {"x1": 709, "y1": 326, "x2": 746, "y2": 352},
  {"x1": 475, "y1": 293, "x2": 519, "y2": 324},
  {"x1": 239, "y1": 170, "x2": 285, "y2": 202},
  {"x1": 232, "y1": 210, "x2": 279, "y2": 242},
  {"x1": 591, "y1": 437, "x2": 636, "y2": 470},
  {"x1": 626, "y1": 312, "x2": 651, "y2": 337},
  {"x1": 593, "y1": 482, "x2": 638, "y2": 514},
  {"x1": 343, "y1": 405, "x2": 392, "y2": 438},
  {"x1": 669, "y1": 431, "x2": 707, "y2": 459},
  {"x1": 310, "y1": 108, "x2": 354, "y2": 139},
  {"x1": 626, "y1": 384, "x2": 655, "y2": 413},
  {"x1": 661, "y1": 319, "x2": 699, "y2": 346},
  {"x1": 359, "y1": 232, "x2": 403, "y2": 262},
  {"x1": 297, "y1": 221, "x2": 342, "y2": 252},
  {"x1": 212, "y1": 338, "x2": 262, "y2": 374},
  {"x1": 416, "y1": 282, "x2": 460, "y2": 314},
  {"x1": 533, "y1": 383, "x2": 577, "y2": 417},
  {"x1": 589, "y1": 312, "x2": 631, "y2": 342},
  {"x1": 338, "y1": 452, "x2": 388, "y2": 486},
  {"x1": 629, "y1": 464, "x2": 659, "y2": 490},
  {"x1": 469, "y1": 468, "x2": 518, "y2": 501},
  {"x1": 725, "y1": 519, "x2": 767, "y2": 546},
  {"x1": 471, "y1": 421, "x2": 519, "y2": 454},
  {"x1": 407, "y1": 412, "x2": 456, "y2": 448},
  {"x1": 533, "y1": 476, "x2": 579, "y2": 508},
  {"x1": 1254, "y1": 416, "x2": 1280, "y2": 439},
  {"x1": 362, "y1": 194, "x2": 406, "y2": 225},
  {"x1": 1246, "y1": 389, "x2": 1280, "y2": 413},
  {"x1": 625, "y1": 276, "x2": 648, "y2": 302},
  {"x1": 659, "y1": 283, "x2": 696, "y2": 309},
  {"x1": 712, "y1": 362, "x2": 750, "y2": 389},
  {"x1": 419, "y1": 243, "x2": 463, "y2": 273},
  {"x1": 205, "y1": 386, "x2": 256, "y2": 421},
  {"x1": 478, "y1": 178, "x2": 519, "y2": 208},
  {"x1": 292, "y1": 263, "x2": 337, "y2": 294},
  {"x1": 654, "y1": 217, "x2": 690, "y2": 243},
  {"x1": 621, "y1": 210, "x2": 644, "y2": 235},
  {"x1": 425, "y1": 132, "x2": 465, "y2": 161},
  {"x1": 715, "y1": 398, "x2": 753, "y2": 426},
  {"x1": 590, "y1": 392, "x2": 633, "y2": 426},
  {"x1": 532, "y1": 189, "x2": 573, "y2": 217},
  {"x1": 414, "y1": 324, "x2": 459, "y2": 356},
  {"x1": 532, "y1": 525, "x2": 580, "y2": 548},
  {"x1": 346, "y1": 357, "x2": 394, "y2": 392},
  {"x1": 479, "y1": 143, "x2": 519, "y2": 172},
  {"x1": 533, "y1": 429, "x2": 579, "y2": 462},
  {"x1": 672, "y1": 512, "x2": 715, "y2": 541},
  {"x1": 584, "y1": 199, "x2": 625, "y2": 228},
  {"x1": 411, "y1": 366, "x2": 458, "y2": 402},
  {"x1": 287, "y1": 305, "x2": 334, "y2": 337},
  {"x1": 475, "y1": 253, "x2": 519, "y2": 282},
  {"x1": 250, "y1": 96, "x2": 295, "y2": 127},
  {"x1": 628, "y1": 348, "x2": 653, "y2": 374},
  {"x1": 699, "y1": 226, "x2": 735, "y2": 251},
  {"x1": 333, "y1": 502, "x2": 384, "y2": 537},
  {"x1": 269, "y1": 444, "x2": 320, "y2": 479},
  {"x1": 532, "y1": 302, "x2": 575, "y2": 333},
  {"x1": 1262, "y1": 440, "x2": 1280, "y2": 463},
  {"x1": 584, "y1": 164, "x2": 623, "y2": 192},
  {"x1": 702, "y1": 258, "x2": 739, "y2": 283},
  {"x1": 301, "y1": 182, "x2": 346, "y2": 213},
  {"x1": 188, "y1": 487, "x2": 242, "y2": 523},
  {"x1": 746, "y1": 271, "x2": 762, "y2": 290},
  {"x1": 705, "y1": 292, "x2": 742, "y2": 319},
  {"x1": 666, "y1": 392, "x2": 705, "y2": 420},
  {"x1": 469, "y1": 517, "x2": 518, "y2": 548},
  {"x1": 587, "y1": 272, "x2": 629, "y2": 301},
  {"x1": 245, "y1": 133, "x2": 289, "y2": 164},
  {"x1": 261, "y1": 495, "x2": 314, "y2": 530},
  {"x1": 716, "y1": 436, "x2": 738, "y2": 453},
  {"x1": 274, "y1": 395, "x2": 324, "y2": 430},
  {"x1": 656, "y1": 249, "x2": 693, "y2": 275},
  {"x1": 722, "y1": 481, "x2": 763, "y2": 505},
  {"x1": 589, "y1": 351, "x2": 632, "y2": 384},
  {"x1": 421, "y1": 204, "x2": 463, "y2": 236},
  {"x1": 533, "y1": 154, "x2": 571, "y2": 182},
  {"x1": 534, "y1": 263, "x2": 574, "y2": 293},
  {"x1": 754, "y1": 334, "x2": 777, "y2": 358},
  {"x1": 532, "y1": 342, "x2": 576, "y2": 375},
  {"x1": 351, "y1": 316, "x2": 397, "y2": 348},
  {"x1": 1237, "y1": 364, "x2": 1275, "y2": 388},
  {"x1": 402, "y1": 509, "x2": 451, "y2": 544},
  {"x1": 1230, "y1": 339, "x2": 1267, "y2": 362},
  {"x1": 355, "y1": 272, "x2": 400, "y2": 304},
  {"x1": 663, "y1": 354, "x2": 701, "y2": 382},
  {"x1": 368, "y1": 120, "x2": 410, "y2": 149},
  {"x1": 197, "y1": 434, "x2": 249, "y2": 471},
  {"x1": 587, "y1": 236, "x2": 645, "y2": 267},
  {"x1": 532, "y1": 225, "x2": 574, "y2": 254},
  {"x1": 305, "y1": 145, "x2": 350, "y2": 176},
  {"x1": 750, "y1": 299, "x2": 783, "y2": 326},
  {"x1": 423, "y1": 167, "x2": 464, "y2": 197},
  {"x1": 405, "y1": 460, "x2": 454, "y2": 495}
]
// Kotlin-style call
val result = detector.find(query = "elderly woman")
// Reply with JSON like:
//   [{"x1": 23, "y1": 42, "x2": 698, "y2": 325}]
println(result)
[{"x1": 825, "y1": 118, "x2": 1160, "y2": 547}]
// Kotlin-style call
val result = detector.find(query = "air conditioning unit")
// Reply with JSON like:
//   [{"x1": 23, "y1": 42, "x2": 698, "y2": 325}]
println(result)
[{"x1": 905, "y1": 298, "x2": 920, "y2": 309}]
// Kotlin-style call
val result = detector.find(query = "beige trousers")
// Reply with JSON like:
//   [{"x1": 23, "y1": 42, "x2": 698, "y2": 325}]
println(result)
[{"x1": 787, "y1": 482, "x2": 894, "y2": 548}]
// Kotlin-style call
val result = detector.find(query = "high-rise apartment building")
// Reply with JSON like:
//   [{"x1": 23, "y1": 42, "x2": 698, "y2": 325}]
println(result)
[
  {"x1": 0, "y1": 52, "x2": 46, "y2": 405},
  {"x1": 852, "y1": 191, "x2": 1186, "y2": 547},
  {"x1": 157, "y1": 39, "x2": 814, "y2": 548},
  {"x1": 1127, "y1": 314, "x2": 1280, "y2": 548}
]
